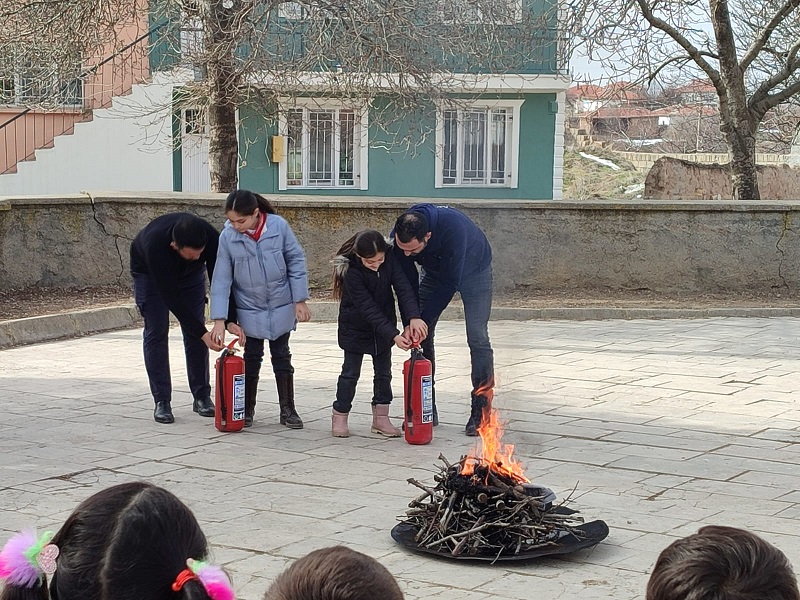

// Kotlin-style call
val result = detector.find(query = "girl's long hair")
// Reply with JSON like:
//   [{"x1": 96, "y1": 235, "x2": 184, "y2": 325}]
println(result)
[
  {"x1": 0, "y1": 482, "x2": 216, "y2": 600},
  {"x1": 332, "y1": 230, "x2": 388, "y2": 300},
  {"x1": 224, "y1": 189, "x2": 277, "y2": 216}
]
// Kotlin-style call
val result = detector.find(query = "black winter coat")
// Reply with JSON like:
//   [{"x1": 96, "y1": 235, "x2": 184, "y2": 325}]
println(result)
[{"x1": 337, "y1": 252, "x2": 421, "y2": 355}]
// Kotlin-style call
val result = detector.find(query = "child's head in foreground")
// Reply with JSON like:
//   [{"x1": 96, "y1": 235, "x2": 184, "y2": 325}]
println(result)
[
  {"x1": 647, "y1": 525, "x2": 800, "y2": 600},
  {"x1": 263, "y1": 545, "x2": 403, "y2": 600}
]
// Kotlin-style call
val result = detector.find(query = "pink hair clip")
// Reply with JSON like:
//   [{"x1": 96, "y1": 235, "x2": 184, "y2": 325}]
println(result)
[
  {"x1": 186, "y1": 558, "x2": 235, "y2": 600},
  {"x1": 0, "y1": 530, "x2": 59, "y2": 588}
]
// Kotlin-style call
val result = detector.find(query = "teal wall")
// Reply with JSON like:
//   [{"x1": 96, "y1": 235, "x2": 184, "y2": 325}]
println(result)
[
  {"x1": 238, "y1": 93, "x2": 558, "y2": 199},
  {"x1": 149, "y1": 0, "x2": 564, "y2": 77},
  {"x1": 148, "y1": 2, "x2": 180, "y2": 73}
]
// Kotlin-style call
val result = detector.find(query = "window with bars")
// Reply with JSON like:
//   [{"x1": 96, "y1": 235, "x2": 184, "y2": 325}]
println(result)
[
  {"x1": 184, "y1": 108, "x2": 206, "y2": 135},
  {"x1": 436, "y1": 0, "x2": 522, "y2": 24},
  {"x1": 438, "y1": 102, "x2": 521, "y2": 187},
  {"x1": 282, "y1": 104, "x2": 365, "y2": 189},
  {"x1": 277, "y1": 1, "x2": 344, "y2": 19},
  {"x1": 0, "y1": 51, "x2": 82, "y2": 107}
]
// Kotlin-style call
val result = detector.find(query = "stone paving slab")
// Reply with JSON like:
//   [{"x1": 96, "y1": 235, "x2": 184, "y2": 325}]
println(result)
[{"x1": 1, "y1": 318, "x2": 799, "y2": 599}]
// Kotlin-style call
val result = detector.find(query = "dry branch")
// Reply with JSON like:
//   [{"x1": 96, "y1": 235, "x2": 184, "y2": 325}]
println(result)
[{"x1": 399, "y1": 455, "x2": 585, "y2": 560}]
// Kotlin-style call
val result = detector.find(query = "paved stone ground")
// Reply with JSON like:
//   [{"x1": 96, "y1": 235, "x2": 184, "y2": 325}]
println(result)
[{"x1": 1, "y1": 318, "x2": 799, "y2": 599}]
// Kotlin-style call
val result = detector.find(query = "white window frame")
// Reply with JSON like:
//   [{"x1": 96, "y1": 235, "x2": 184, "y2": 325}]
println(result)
[
  {"x1": 277, "y1": 99, "x2": 369, "y2": 191},
  {"x1": 277, "y1": 1, "x2": 306, "y2": 19},
  {"x1": 436, "y1": 0, "x2": 523, "y2": 24},
  {"x1": 434, "y1": 99, "x2": 524, "y2": 189},
  {"x1": 277, "y1": 1, "x2": 342, "y2": 20}
]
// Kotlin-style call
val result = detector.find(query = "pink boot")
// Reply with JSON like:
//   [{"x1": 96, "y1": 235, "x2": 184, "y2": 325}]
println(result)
[
  {"x1": 371, "y1": 404, "x2": 401, "y2": 437},
  {"x1": 332, "y1": 409, "x2": 350, "y2": 438}
]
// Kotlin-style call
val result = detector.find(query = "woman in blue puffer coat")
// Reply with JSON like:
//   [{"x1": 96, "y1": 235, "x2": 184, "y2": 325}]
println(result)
[{"x1": 210, "y1": 190, "x2": 311, "y2": 429}]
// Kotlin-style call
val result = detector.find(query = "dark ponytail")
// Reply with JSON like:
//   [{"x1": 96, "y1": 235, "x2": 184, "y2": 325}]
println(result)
[
  {"x1": 0, "y1": 580, "x2": 49, "y2": 600},
  {"x1": 332, "y1": 230, "x2": 388, "y2": 300},
  {"x1": 0, "y1": 482, "x2": 227, "y2": 600},
  {"x1": 224, "y1": 189, "x2": 277, "y2": 217}
]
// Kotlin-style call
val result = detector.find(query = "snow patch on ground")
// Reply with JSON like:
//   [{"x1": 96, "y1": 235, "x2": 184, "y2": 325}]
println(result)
[{"x1": 579, "y1": 152, "x2": 621, "y2": 171}]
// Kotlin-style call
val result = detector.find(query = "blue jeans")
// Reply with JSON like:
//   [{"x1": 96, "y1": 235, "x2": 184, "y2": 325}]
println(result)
[
  {"x1": 419, "y1": 265, "x2": 494, "y2": 400},
  {"x1": 333, "y1": 348, "x2": 393, "y2": 413},
  {"x1": 132, "y1": 272, "x2": 210, "y2": 405}
]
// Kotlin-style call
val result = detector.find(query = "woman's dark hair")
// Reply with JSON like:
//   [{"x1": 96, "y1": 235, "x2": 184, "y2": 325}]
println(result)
[
  {"x1": 393, "y1": 211, "x2": 429, "y2": 244},
  {"x1": 647, "y1": 525, "x2": 800, "y2": 600},
  {"x1": 224, "y1": 189, "x2": 277, "y2": 217},
  {"x1": 172, "y1": 214, "x2": 209, "y2": 250},
  {"x1": 0, "y1": 482, "x2": 216, "y2": 600},
  {"x1": 332, "y1": 230, "x2": 388, "y2": 300},
  {"x1": 263, "y1": 546, "x2": 403, "y2": 600}
]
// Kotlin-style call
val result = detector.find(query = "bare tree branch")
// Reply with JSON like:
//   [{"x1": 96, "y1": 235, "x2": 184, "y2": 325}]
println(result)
[
  {"x1": 740, "y1": 0, "x2": 800, "y2": 70},
  {"x1": 635, "y1": 0, "x2": 721, "y2": 85}
]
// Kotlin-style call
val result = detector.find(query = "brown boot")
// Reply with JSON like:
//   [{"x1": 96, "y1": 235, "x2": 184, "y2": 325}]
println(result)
[
  {"x1": 332, "y1": 409, "x2": 350, "y2": 437},
  {"x1": 276, "y1": 372, "x2": 303, "y2": 429},
  {"x1": 244, "y1": 376, "x2": 258, "y2": 427},
  {"x1": 371, "y1": 404, "x2": 401, "y2": 437}
]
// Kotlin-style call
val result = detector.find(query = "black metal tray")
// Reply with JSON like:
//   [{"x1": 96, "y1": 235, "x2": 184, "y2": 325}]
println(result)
[{"x1": 391, "y1": 507, "x2": 609, "y2": 562}]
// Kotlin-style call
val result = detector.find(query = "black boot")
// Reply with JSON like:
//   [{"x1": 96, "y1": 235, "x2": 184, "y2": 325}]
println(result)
[
  {"x1": 276, "y1": 372, "x2": 303, "y2": 429},
  {"x1": 192, "y1": 396, "x2": 215, "y2": 417},
  {"x1": 432, "y1": 396, "x2": 439, "y2": 426},
  {"x1": 244, "y1": 376, "x2": 259, "y2": 427},
  {"x1": 465, "y1": 395, "x2": 489, "y2": 437},
  {"x1": 154, "y1": 401, "x2": 174, "y2": 424}
]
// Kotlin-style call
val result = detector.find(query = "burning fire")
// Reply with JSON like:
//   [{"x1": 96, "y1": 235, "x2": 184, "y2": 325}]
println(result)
[{"x1": 460, "y1": 385, "x2": 529, "y2": 484}]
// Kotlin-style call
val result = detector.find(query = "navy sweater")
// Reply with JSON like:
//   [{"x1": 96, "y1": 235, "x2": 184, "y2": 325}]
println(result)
[
  {"x1": 392, "y1": 204, "x2": 492, "y2": 324},
  {"x1": 130, "y1": 213, "x2": 219, "y2": 339}
]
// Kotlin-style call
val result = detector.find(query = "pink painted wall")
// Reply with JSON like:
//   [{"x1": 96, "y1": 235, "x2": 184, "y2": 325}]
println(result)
[{"x1": 0, "y1": 14, "x2": 152, "y2": 175}]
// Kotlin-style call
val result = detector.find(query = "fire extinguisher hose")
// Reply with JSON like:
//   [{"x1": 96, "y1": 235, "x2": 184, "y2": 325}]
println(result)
[
  {"x1": 405, "y1": 347, "x2": 420, "y2": 436},
  {"x1": 218, "y1": 340, "x2": 238, "y2": 423}
]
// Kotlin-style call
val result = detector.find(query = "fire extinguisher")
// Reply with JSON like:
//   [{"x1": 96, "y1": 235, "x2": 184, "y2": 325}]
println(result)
[
  {"x1": 403, "y1": 344, "x2": 434, "y2": 445},
  {"x1": 214, "y1": 340, "x2": 245, "y2": 433}
]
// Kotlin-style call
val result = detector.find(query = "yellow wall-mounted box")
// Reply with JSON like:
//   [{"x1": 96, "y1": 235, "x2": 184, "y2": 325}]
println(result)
[{"x1": 271, "y1": 135, "x2": 285, "y2": 163}]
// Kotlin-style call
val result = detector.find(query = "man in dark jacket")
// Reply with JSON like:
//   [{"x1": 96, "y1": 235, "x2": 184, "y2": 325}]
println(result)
[
  {"x1": 392, "y1": 203, "x2": 494, "y2": 436},
  {"x1": 130, "y1": 213, "x2": 226, "y2": 424}
]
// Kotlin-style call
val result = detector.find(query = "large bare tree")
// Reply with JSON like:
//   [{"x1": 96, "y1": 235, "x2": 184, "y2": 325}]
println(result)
[
  {"x1": 2, "y1": 0, "x2": 567, "y2": 192},
  {"x1": 572, "y1": 0, "x2": 800, "y2": 199}
]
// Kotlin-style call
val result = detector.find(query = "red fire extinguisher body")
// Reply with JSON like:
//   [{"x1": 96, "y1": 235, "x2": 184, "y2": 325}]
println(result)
[
  {"x1": 404, "y1": 348, "x2": 434, "y2": 445},
  {"x1": 215, "y1": 341, "x2": 246, "y2": 432}
]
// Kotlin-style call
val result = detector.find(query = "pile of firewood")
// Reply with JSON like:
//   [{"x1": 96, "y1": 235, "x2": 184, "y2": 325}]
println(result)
[{"x1": 401, "y1": 454, "x2": 584, "y2": 560}]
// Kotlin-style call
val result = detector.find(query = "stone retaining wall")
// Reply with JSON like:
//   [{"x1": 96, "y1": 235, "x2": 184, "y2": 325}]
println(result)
[
  {"x1": 1, "y1": 192, "x2": 799, "y2": 294},
  {"x1": 645, "y1": 157, "x2": 800, "y2": 201}
]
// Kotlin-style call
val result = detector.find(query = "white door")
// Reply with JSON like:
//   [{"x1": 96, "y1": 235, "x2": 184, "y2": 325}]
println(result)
[{"x1": 181, "y1": 108, "x2": 211, "y2": 192}]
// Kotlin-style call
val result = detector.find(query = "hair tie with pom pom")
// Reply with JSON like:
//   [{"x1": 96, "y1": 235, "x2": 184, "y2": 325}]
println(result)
[
  {"x1": 186, "y1": 558, "x2": 234, "y2": 600},
  {"x1": 0, "y1": 530, "x2": 59, "y2": 588}
]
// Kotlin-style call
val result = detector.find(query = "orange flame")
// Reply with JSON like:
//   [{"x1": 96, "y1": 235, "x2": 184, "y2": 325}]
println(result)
[{"x1": 460, "y1": 385, "x2": 529, "y2": 484}]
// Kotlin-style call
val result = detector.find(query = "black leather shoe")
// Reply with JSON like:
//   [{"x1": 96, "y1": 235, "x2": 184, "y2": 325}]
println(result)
[
  {"x1": 193, "y1": 397, "x2": 215, "y2": 417},
  {"x1": 432, "y1": 401, "x2": 439, "y2": 427},
  {"x1": 154, "y1": 401, "x2": 174, "y2": 424},
  {"x1": 244, "y1": 410, "x2": 254, "y2": 427}
]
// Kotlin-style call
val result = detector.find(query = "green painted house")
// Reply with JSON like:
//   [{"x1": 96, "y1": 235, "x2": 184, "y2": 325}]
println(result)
[{"x1": 156, "y1": 0, "x2": 570, "y2": 199}]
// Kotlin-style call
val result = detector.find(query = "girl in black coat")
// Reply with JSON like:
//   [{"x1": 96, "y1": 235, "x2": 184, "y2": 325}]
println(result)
[{"x1": 331, "y1": 230, "x2": 428, "y2": 438}]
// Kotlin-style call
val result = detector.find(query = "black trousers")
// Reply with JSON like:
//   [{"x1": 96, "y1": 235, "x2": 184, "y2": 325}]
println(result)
[
  {"x1": 333, "y1": 348, "x2": 393, "y2": 413},
  {"x1": 132, "y1": 271, "x2": 210, "y2": 405},
  {"x1": 244, "y1": 332, "x2": 293, "y2": 379}
]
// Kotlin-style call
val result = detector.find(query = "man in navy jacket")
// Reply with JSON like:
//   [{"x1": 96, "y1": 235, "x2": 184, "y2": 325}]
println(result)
[
  {"x1": 392, "y1": 204, "x2": 494, "y2": 436},
  {"x1": 130, "y1": 213, "x2": 226, "y2": 424}
]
